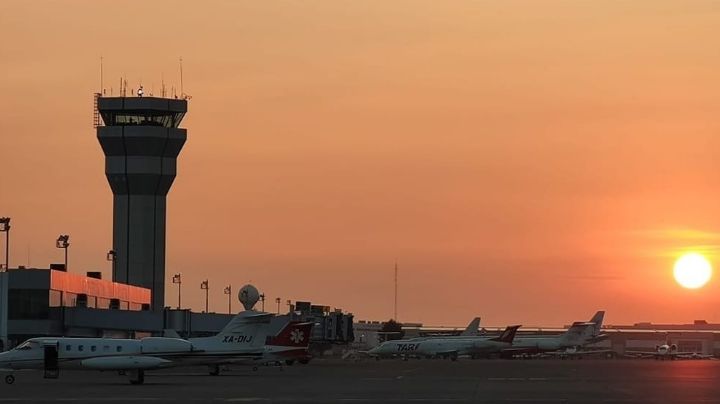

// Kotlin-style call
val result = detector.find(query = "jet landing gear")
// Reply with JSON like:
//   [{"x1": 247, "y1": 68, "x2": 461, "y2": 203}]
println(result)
[
  {"x1": 209, "y1": 365, "x2": 221, "y2": 376},
  {"x1": 127, "y1": 370, "x2": 145, "y2": 385},
  {"x1": 4, "y1": 374, "x2": 15, "y2": 384}
]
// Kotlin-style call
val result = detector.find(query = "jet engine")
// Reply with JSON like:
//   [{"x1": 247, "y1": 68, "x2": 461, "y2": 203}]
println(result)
[
  {"x1": 565, "y1": 346, "x2": 578, "y2": 354},
  {"x1": 81, "y1": 356, "x2": 172, "y2": 370},
  {"x1": 140, "y1": 337, "x2": 194, "y2": 353}
]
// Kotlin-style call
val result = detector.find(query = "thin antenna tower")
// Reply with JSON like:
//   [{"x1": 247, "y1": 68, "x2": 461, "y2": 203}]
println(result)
[
  {"x1": 179, "y1": 57, "x2": 184, "y2": 98},
  {"x1": 394, "y1": 261, "x2": 398, "y2": 321},
  {"x1": 100, "y1": 56, "x2": 104, "y2": 94}
]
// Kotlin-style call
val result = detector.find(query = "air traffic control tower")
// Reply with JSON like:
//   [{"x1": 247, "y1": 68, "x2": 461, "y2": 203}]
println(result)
[{"x1": 96, "y1": 96, "x2": 187, "y2": 311}]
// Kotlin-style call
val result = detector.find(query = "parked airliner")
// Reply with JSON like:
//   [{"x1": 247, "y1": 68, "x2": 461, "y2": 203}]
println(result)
[
  {"x1": 368, "y1": 325, "x2": 520, "y2": 360},
  {"x1": 502, "y1": 311, "x2": 605, "y2": 356}
]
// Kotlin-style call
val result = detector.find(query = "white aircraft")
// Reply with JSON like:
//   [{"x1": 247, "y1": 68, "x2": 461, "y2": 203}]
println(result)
[
  {"x1": 460, "y1": 317, "x2": 481, "y2": 337},
  {"x1": 420, "y1": 317, "x2": 482, "y2": 338},
  {"x1": 501, "y1": 311, "x2": 606, "y2": 357},
  {"x1": 0, "y1": 311, "x2": 312, "y2": 385},
  {"x1": 626, "y1": 342, "x2": 714, "y2": 360},
  {"x1": 368, "y1": 325, "x2": 520, "y2": 360}
]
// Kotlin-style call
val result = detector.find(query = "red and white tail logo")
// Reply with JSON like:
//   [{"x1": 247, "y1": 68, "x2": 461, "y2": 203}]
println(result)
[
  {"x1": 290, "y1": 328, "x2": 305, "y2": 344},
  {"x1": 268, "y1": 322, "x2": 313, "y2": 347}
]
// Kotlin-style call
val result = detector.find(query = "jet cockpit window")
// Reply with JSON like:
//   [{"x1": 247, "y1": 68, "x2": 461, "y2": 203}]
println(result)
[{"x1": 15, "y1": 341, "x2": 37, "y2": 350}]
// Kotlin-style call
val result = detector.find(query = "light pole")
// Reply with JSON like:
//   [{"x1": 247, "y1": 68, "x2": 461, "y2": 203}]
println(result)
[
  {"x1": 200, "y1": 279, "x2": 209, "y2": 313},
  {"x1": 106, "y1": 249, "x2": 116, "y2": 277},
  {"x1": 0, "y1": 217, "x2": 10, "y2": 271},
  {"x1": 286, "y1": 299, "x2": 292, "y2": 314},
  {"x1": 275, "y1": 297, "x2": 281, "y2": 314},
  {"x1": 224, "y1": 285, "x2": 232, "y2": 314},
  {"x1": 259, "y1": 293, "x2": 265, "y2": 312},
  {"x1": 172, "y1": 273, "x2": 182, "y2": 309},
  {"x1": 55, "y1": 235, "x2": 70, "y2": 270}
]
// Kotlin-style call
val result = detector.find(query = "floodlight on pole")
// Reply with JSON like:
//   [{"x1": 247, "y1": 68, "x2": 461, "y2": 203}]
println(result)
[
  {"x1": 172, "y1": 273, "x2": 182, "y2": 309},
  {"x1": 223, "y1": 285, "x2": 232, "y2": 314},
  {"x1": 275, "y1": 297, "x2": 281, "y2": 314},
  {"x1": 106, "y1": 249, "x2": 116, "y2": 276},
  {"x1": 0, "y1": 217, "x2": 10, "y2": 272},
  {"x1": 55, "y1": 234, "x2": 70, "y2": 271},
  {"x1": 259, "y1": 293, "x2": 265, "y2": 312},
  {"x1": 200, "y1": 279, "x2": 209, "y2": 313}
]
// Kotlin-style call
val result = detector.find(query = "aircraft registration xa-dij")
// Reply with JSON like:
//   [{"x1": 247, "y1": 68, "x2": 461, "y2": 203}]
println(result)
[{"x1": 0, "y1": 311, "x2": 312, "y2": 385}]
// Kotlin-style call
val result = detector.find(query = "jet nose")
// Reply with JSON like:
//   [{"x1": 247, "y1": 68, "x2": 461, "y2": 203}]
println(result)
[{"x1": 0, "y1": 351, "x2": 12, "y2": 367}]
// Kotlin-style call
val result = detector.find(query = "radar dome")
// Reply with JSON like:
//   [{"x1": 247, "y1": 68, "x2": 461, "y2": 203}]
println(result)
[{"x1": 238, "y1": 284, "x2": 260, "y2": 311}]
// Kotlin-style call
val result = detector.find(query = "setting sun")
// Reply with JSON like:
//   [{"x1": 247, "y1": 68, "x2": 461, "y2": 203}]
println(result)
[{"x1": 673, "y1": 253, "x2": 712, "y2": 289}]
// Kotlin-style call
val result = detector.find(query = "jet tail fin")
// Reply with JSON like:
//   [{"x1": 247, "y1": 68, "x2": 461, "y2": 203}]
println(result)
[
  {"x1": 215, "y1": 312, "x2": 274, "y2": 346},
  {"x1": 460, "y1": 317, "x2": 481, "y2": 336},
  {"x1": 266, "y1": 322, "x2": 314, "y2": 348},
  {"x1": 588, "y1": 311, "x2": 605, "y2": 336},
  {"x1": 490, "y1": 325, "x2": 521, "y2": 343},
  {"x1": 560, "y1": 322, "x2": 594, "y2": 345}
]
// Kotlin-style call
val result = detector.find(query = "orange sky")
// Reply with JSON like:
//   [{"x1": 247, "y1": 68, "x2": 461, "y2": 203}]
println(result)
[{"x1": 2, "y1": 1, "x2": 720, "y2": 326}]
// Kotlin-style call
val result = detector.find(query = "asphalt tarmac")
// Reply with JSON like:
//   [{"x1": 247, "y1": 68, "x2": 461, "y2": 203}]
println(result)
[{"x1": 1, "y1": 358, "x2": 719, "y2": 403}]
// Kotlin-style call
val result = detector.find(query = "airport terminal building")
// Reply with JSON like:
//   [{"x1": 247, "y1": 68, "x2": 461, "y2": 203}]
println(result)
[{"x1": 0, "y1": 267, "x2": 353, "y2": 352}]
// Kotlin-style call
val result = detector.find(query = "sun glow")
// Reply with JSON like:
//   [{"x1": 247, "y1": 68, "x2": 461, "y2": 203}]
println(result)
[{"x1": 673, "y1": 253, "x2": 712, "y2": 289}]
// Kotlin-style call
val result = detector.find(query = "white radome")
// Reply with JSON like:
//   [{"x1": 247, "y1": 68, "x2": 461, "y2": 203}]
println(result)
[{"x1": 238, "y1": 284, "x2": 260, "y2": 310}]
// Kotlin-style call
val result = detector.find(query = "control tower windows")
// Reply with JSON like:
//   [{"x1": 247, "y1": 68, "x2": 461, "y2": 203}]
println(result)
[{"x1": 100, "y1": 111, "x2": 185, "y2": 128}]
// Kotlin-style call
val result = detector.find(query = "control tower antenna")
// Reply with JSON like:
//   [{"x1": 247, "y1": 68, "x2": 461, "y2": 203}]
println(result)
[
  {"x1": 179, "y1": 57, "x2": 184, "y2": 98},
  {"x1": 394, "y1": 260, "x2": 398, "y2": 321},
  {"x1": 99, "y1": 56, "x2": 104, "y2": 95}
]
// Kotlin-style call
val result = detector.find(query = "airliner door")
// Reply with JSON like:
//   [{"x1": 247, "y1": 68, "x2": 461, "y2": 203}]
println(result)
[{"x1": 43, "y1": 342, "x2": 59, "y2": 379}]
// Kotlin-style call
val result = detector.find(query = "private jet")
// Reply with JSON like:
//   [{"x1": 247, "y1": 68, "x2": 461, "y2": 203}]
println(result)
[{"x1": 0, "y1": 311, "x2": 312, "y2": 385}]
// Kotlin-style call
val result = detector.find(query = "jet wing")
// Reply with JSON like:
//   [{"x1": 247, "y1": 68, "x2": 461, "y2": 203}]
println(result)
[
  {"x1": 623, "y1": 350, "x2": 659, "y2": 358},
  {"x1": 674, "y1": 353, "x2": 716, "y2": 359},
  {"x1": 542, "y1": 349, "x2": 614, "y2": 358},
  {"x1": 623, "y1": 350, "x2": 701, "y2": 358},
  {"x1": 433, "y1": 349, "x2": 460, "y2": 356}
]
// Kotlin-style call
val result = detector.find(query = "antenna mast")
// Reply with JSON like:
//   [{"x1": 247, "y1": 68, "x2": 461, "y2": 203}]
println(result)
[
  {"x1": 179, "y1": 57, "x2": 184, "y2": 98},
  {"x1": 100, "y1": 56, "x2": 104, "y2": 94},
  {"x1": 394, "y1": 261, "x2": 398, "y2": 321}
]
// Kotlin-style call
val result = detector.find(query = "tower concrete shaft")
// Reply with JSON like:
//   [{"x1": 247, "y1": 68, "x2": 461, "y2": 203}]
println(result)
[{"x1": 97, "y1": 97, "x2": 187, "y2": 310}]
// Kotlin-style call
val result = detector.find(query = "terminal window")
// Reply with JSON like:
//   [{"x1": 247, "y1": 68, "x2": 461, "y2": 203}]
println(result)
[{"x1": 8, "y1": 289, "x2": 49, "y2": 319}]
